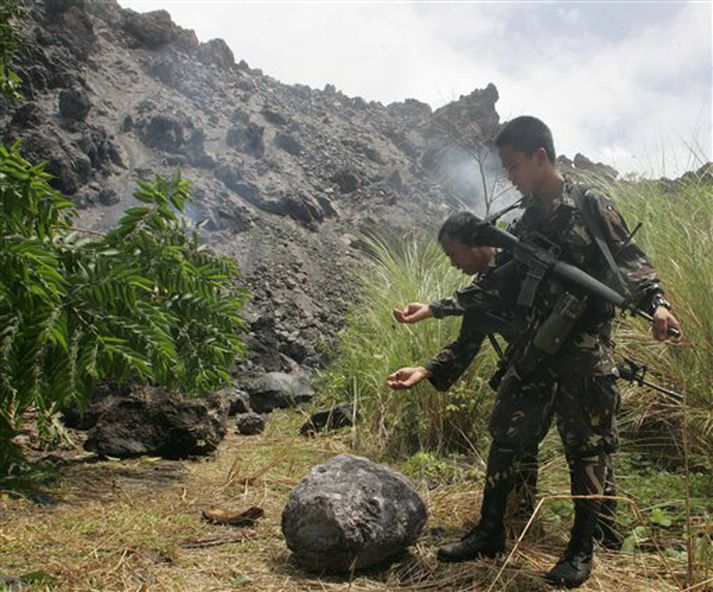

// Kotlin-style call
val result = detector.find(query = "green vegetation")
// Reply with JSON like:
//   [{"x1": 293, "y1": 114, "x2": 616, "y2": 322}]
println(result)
[
  {"x1": 607, "y1": 170, "x2": 713, "y2": 473},
  {"x1": 0, "y1": 143, "x2": 247, "y2": 475},
  {"x1": 317, "y1": 235, "x2": 498, "y2": 458},
  {"x1": 0, "y1": 0, "x2": 24, "y2": 100},
  {"x1": 317, "y1": 169, "x2": 713, "y2": 583}
]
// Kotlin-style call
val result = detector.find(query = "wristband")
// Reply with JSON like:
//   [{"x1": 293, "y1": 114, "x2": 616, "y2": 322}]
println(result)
[{"x1": 652, "y1": 295, "x2": 672, "y2": 313}]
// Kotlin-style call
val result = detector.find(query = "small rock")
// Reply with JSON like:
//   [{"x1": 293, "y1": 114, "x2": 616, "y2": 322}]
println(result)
[
  {"x1": 246, "y1": 372, "x2": 315, "y2": 413},
  {"x1": 300, "y1": 402, "x2": 353, "y2": 436},
  {"x1": 235, "y1": 412, "x2": 266, "y2": 436}
]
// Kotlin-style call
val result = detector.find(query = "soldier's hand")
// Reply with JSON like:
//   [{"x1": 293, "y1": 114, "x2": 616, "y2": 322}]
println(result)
[
  {"x1": 652, "y1": 306, "x2": 682, "y2": 343},
  {"x1": 386, "y1": 367, "x2": 430, "y2": 390},
  {"x1": 392, "y1": 303, "x2": 432, "y2": 324}
]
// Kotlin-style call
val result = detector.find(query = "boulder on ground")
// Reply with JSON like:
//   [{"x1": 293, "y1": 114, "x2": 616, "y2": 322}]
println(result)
[
  {"x1": 246, "y1": 372, "x2": 314, "y2": 413},
  {"x1": 300, "y1": 402, "x2": 353, "y2": 436},
  {"x1": 235, "y1": 412, "x2": 266, "y2": 435},
  {"x1": 281, "y1": 454, "x2": 427, "y2": 572},
  {"x1": 83, "y1": 387, "x2": 227, "y2": 459}
]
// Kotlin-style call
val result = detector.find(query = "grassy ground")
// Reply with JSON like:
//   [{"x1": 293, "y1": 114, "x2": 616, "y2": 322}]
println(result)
[{"x1": 2, "y1": 411, "x2": 709, "y2": 592}]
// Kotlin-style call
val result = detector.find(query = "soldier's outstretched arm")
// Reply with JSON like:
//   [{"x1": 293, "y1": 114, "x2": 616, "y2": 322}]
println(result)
[{"x1": 392, "y1": 302, "x2": 433, "y2": 324}]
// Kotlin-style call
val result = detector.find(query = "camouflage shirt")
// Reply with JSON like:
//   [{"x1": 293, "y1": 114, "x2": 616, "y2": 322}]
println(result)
[
  {"x1": 506, "y1": 178, "x2": 665, "y2": 377},
  {"x1": 424, "y1": 258, "x2": 517, "y2": 391}
]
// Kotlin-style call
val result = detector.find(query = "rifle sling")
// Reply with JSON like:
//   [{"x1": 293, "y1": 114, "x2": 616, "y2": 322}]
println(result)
[{"x1": 571, "y1": 186, "x2": 630, "y2": 297}]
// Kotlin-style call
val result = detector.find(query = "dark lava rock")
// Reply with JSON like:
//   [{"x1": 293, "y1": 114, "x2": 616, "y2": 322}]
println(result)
[
  {"x1": 235, "y1": 412, "x2": 266, "y2": 435},
  {"x1": 330, "y1": 168, "x2": 360, "y2": 194},
  {"x1": 261, "y1": 107, "x2": 288, "y2": 126},
  {"x1": 197, "y1": 39, "x2": 234, "y2": 70},
  {"x1": 139, "y1": 114, "x2": 185, "y2": 152},
  {"x1": 300, "y1": 402, "x2": 353, "y2": 436},
  {"x1": 20, "y1": 131, "x2": 91, "y2": 194},
  {"x1": 59, "y1": 88, "x2": 91, "y2": 121},
  {"x1": 281, "y1": 454, "x2": 427, "y2": 573},
  {"x1": 274, "y1": 132, "x2": 302, "y2": 156},
  {"x1": 226, "y1": 122, "x2": 265, "y2": 158},
  {"x1": 123, "y1": 9, "x2": 198, "y2": 51},
  {"x1": 61, "y1": 382, "x2": 132, "y2": 430},
  {"x1": 215, "y1": 386, "x2": 251, "y2": 416},
  {"x1": 246, "y1": 372, "x2": 315, "y2": 413},
  {"x1": 84, "y1": 388, "x2": 227, "y2": 459}
]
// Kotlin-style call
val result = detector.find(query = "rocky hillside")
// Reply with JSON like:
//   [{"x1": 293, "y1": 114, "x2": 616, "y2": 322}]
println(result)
[{"x1": 0, "y1": 0, "x2": 608, "y2": 382}]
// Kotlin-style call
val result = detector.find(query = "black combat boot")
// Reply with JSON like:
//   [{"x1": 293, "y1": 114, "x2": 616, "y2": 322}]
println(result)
[
  {"x1": 437, "y1": 487, "x2": 507, "y2": 563},
  {"x1": 545, "y1": 503, "x2": 596, "y2": 588}
]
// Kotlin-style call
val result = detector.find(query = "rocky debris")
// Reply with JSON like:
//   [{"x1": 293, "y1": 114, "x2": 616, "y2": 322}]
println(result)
[
  {"x1": 197, "y1": 39, "x2": 235, "y2": 70},
  {"x1": 1, "y1": 0, "x2": 515, "y2": 385},
  {"x1": 235, "y1": 412, "x2": 266, "y2": 435},
  {"x1": 226, "y1": 122, "x2": 266, "y2": 158},
  {"x1": 274, "y1": 131, "x2": 302, "y2": 156},
  {"x1": 281, "y1": 454, "x2": 428, "y2": 572},
  {"x1": 122, "y1": 9, "x2": 198, "y2": 51},
  {"x1": 61, "y1": 382, "x2": 132, "y2": 430},
  {"x1": 245, "y1": 372, "x2": 315, "y2": 413},
  {"x1": 300, "y1": 402, "x2": 354, "y2": 436},
  {"x1": 330, "y1": 168, "x2": 361, "y2": 194},
  {"x1": 138, "y1": 113, "x2": 187, "y2": 152},
  {"x1": 215, "y1": 387, "x2": 251, "y2": 416},
  {"x1": 58, "y1": 87, "x2": 91, "y2": 121},
  {"x1": 20, "y1": 131, "x2": 92, "y2": 194},
  {"x1": 83, "y1": 387, "x2": 228, "y2": 459}
]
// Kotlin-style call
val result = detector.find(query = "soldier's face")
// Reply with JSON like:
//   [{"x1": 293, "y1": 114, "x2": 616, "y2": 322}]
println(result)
[
  {"x1": 440, "y1": 237, "x2": 495, "y2": 275},
  {"x1": 498, "y1": 144, "x2": 548, "y2": 196}
]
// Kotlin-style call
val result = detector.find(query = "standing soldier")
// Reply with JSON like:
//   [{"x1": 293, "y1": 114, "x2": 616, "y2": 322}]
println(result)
[{"x1": 393, "y1": 116, "x2": 682, "y2": 588}]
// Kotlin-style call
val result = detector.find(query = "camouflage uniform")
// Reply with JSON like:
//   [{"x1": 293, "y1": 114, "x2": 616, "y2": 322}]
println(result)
[
  {"x1": 483, "y1": 179, "x2": 664, "y2": 540},
  {"x1": 425, "y1": 258, "x2": 541, "y2": 518},
  {"x1": 427, "y1": 179, "x2": 664, "y2": 540}
]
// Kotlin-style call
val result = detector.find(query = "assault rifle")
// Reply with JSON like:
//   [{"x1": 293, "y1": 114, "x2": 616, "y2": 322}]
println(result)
[
  {"x1": 472, "y1": 221, "x2": 681, "y2": 339},
  {"x1": 617, "y1": 358, "x2": 683, "y2": 403}
]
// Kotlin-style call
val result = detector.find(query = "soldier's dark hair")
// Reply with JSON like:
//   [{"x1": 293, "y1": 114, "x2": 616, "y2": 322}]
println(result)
[
  {"x1": 438, "y1": 211, "x2": 482, "y2": 246},
  {"x1": 495, "y1": 116, "x2": 556, "y2": 163}
]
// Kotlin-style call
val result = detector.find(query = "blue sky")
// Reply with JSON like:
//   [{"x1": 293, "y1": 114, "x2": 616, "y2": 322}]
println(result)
[{"x1": 120, "y1": 1, "x2": 712, "y2": 177}]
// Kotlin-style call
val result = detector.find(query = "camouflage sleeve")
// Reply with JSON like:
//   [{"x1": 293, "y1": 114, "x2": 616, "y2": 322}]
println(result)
[
  {"x1": 588, "y1": 190, "x2": 665, "y2": 312},
  {"x1": 429, "y1": 276, "x2": 502, "y2": 319},
  {"x1": 423, "y1": 311, "x2": 487, "y2": 391}
]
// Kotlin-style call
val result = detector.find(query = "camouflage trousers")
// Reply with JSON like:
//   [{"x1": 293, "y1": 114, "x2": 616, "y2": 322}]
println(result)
[{"x1": 484, "y1": 365, "x2": 621, "y2": 516}]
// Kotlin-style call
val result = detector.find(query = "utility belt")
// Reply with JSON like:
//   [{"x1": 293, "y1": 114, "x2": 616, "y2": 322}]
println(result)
[{"x1": 489, "y1": 291, "x2": 588, "y2": 390}]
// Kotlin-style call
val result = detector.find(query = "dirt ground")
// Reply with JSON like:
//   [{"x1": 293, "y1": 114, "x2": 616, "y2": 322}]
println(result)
[{"x1": 0, "y1": 411, "x2": 694, "y2": 592}]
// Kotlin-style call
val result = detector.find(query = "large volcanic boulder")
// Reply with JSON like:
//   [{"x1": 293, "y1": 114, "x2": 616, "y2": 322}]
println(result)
[
  {"x1": 281, "y1": 454, "x2": 427, "y2": 573},
  {"x1": 84, "y1": 388, "x2": 227, "y2": 459}
]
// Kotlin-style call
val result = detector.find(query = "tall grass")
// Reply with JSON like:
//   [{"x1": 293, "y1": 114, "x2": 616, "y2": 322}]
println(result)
[
  {"x1": 316, "y1": 235, "x2": 498, "y2": 459},
  {"x1": 319, "y1": 168, "x2": 713, "y2": 475},
  {"x1": 605, "y1": 168, "x2": 713, "y2": 472}
]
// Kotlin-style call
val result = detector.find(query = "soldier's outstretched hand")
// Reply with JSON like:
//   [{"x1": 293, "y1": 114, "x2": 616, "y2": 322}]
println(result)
[
  {"x1": 652, "y1": 306, "x2": 683, "y2": 343},
  {"x1": 392, "y1": 303, "x2": 432, "y2": 324},
  {"x1": 386, "y1": 367, "x2": 430, "y2": 390}
]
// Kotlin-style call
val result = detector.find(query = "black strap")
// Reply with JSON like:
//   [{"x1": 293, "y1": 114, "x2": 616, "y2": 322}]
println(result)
[{"x1": 571, "y1": 185, "x2": 630, "y2": 298}]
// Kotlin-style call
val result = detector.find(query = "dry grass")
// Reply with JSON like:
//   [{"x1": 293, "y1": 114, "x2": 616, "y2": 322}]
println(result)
[{"x1": 0, "y1": 410, "x2": 703, "y2": 592}]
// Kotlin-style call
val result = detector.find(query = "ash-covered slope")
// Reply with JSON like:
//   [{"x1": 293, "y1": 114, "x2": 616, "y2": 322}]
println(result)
[{"x1": 1, "y1": 0, "x2": 505, "y2": 376}]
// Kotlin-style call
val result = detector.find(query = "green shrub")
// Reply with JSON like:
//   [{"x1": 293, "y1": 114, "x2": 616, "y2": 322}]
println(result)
[
  {"x1": 316, "y1": 235, "x2": 497, "y2": 458},
  {"x1": 0, "y1": 143, "x2": 247, "y2": 474}
]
